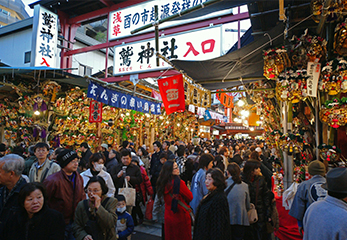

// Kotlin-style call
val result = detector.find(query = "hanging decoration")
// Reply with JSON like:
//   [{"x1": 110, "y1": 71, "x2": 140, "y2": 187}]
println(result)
[
  {"x1": 318, "y1": 57, "x2": 347, "y2": 95},
  {"x1": 311, "y1": 0, "x2": 347, "y2": 23},
  {"x1": 276, "y1": 69, "x2": 309, "y2": 103},
  {"x1": 158, "y1": 74, "x2": 186, "y2": 115},
  {"x1": 318, "y1": 144, "x2": 341, "y2": 163},
  {"x1": 319, "y1": 97, "x2": 347, "y2": 128},
  {"x1": 263, "y1": 47, "x2": 291, "y2": 79}
]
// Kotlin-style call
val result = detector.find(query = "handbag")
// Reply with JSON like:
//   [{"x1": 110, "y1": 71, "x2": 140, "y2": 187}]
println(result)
[
  {"x1": 247, "y1": 179, "x2": 259, "y2": 224},
  {"x1": 248, "y1": 203, "x2": 258, "y2": 224},
  {"x1": 118, "y1": 178, "x2": 136, "y2": 207},
  {"x1": 169, "y1": 192, "x2": 195, "y2": 226},
  {"x1": 145, "y1": 198, "x2": 154, "y2": 220},
  {"x1": 83, "y1": 198, "x2": 110, "y2": 240}
]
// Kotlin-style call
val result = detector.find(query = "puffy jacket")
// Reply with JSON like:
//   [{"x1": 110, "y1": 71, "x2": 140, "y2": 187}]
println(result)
[{"x1": 43, "y1": 170, "x2": 86, "y2": 225}]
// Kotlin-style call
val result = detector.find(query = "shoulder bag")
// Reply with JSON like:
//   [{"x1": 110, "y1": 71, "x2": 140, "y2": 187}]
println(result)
[
  {"x1": 248, "y1": 180, "x2": 259, "y2": 224},
  {"x1": 118, "y1": 178, "x2": 136, "y2": 207},
  {"x1": 169, "y1": 192, "x2": 195, "y2": 226}
]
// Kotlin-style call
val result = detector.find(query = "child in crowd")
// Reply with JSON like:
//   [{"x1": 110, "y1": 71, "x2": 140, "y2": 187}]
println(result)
[{"x1": 116, "y1": 195, "x2": 135, "y2": 240}]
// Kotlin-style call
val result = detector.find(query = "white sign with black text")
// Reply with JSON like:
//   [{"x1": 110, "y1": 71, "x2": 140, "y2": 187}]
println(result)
[
  {"x1": 113, "y1": 26, "x2": 222, "y2": 76},
  {"x1": 31, "y1": 5, "x2": 58, "y2": 67}
]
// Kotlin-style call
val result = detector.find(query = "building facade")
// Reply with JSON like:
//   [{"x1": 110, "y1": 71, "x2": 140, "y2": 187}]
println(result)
[{"x1": 0, "y1": 0, "x2": 29, "y2": 27}]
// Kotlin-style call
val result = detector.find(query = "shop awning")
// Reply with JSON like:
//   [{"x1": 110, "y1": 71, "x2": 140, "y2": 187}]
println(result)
[
  {"x1": 0, "y1": 66, "x2": 88, "y2": 88},
  {"x1": 170, "y1": 23, "x2": 285, "y2": 90}
]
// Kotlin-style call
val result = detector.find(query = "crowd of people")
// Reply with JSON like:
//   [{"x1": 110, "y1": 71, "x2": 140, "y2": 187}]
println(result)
[{"x1": 0, "y1": 138, "x2": 346, "y2": 240}]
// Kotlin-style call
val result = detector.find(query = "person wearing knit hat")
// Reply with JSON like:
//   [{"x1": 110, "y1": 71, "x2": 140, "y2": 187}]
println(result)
[
  {"x1": 289, "y1": 160, "x2": 327, "y2": 237},
  {"x1": 43, "y1": 149, "x2": 85, "y2": 239}
]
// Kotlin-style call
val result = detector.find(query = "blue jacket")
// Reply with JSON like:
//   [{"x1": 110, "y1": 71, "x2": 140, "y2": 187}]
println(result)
[
  {"x1": 303, "y1": 195, "x2": 347, "y2": 240},
  {"x1": 190, "y1": 168, "x2": 208, "y2": 214},
  {"x1": 289, "y1": 175, "x2": 326, "y2": 226},
  {"x1": 116, "y1": 211, "x2": 134, "y2": 240}
]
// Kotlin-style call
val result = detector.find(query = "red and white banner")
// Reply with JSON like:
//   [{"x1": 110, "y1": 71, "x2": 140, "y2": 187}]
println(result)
[
  {"x1": 89, "y1": 100, "x2": 103, "y2": 123},
  {"x1": 157, "y1": 74, "x2": 185, "y2": 115}
]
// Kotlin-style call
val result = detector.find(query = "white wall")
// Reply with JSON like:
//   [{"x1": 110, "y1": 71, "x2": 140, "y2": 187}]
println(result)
[
  {"x1": 70, "y1": 41, "x2": 113, "y2": 76},
  {"x1": 0, "y1": 28, "x2": 32, "y2": 67}
]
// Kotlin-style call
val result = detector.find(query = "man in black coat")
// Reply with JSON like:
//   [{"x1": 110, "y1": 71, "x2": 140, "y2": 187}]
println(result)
[
  {"x1": 111, "y1": 149, "x2": 142, "y2": 213},
  {"x1": 79, "y1": 142, "x2": 92, "y2": 171},
  {"x1": 150, "y1": 141, "x2": 162, "y2": 196},
  {"x1": 0, "y1": 154, "x2": 27, "y2": 235}
]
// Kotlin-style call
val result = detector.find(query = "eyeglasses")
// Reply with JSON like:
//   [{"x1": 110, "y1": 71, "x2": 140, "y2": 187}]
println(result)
[
  {"x1": 70, "y1": 159, "x2": 80, "y2": 164},
  {"x1": 86, "y1": 189, "x2": 102, "y2": 194}
]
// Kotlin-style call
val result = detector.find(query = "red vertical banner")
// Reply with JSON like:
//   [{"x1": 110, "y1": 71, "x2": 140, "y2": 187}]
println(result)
[
  {"x1": 89, "y1": 100, "x2": 103, "y2": 123},
  {"x1": 157, "y1": 74, "x2": 185, "y2": 115}
]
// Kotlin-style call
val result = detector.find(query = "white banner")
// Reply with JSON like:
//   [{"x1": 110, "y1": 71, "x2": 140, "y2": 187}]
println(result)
[
  {"x1": 108, "y1": 0, "x2": 212, "y2": 41},
  {"x1": 31, "y1": 5, "x2": 58, "y2": 67},
  {"x1": 307, "y1": 62, "x2": 321, "y2": 97},
  {"x1": 113, "y1": 26, "x2": 222, "y2": 75}
]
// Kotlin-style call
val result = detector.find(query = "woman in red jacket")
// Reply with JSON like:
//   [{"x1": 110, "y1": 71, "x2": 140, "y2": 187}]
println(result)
[
  {"x1": 156, "y1": 160, "x2": 193, "y2": 240},
  {"x1": 131, "y1": 157, "x2": 153, "y2": 225}
]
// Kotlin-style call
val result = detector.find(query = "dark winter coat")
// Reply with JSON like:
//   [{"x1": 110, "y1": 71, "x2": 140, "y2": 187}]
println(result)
[
  {"x1": 111, "y1": 162, "x2": 142, "y2": 193},
  {"x1": 0, "y1": 177, "x2": 27, "y2": 235},
  {"x1": 243, "y1": 175, "x2": 271, "y2": 224},
  {"x1": 1, "y1": 205, "x2": 65, "y2": 240},
  {"x1": 193, "y1": 189, "x2": 230, "y2": 240},
  {"x1": 80, "y1": 149, "x2": 92, "y2": 170}
]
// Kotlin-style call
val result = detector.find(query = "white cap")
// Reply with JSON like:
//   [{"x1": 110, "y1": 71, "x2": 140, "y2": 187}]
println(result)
[
  {"x1": 255, "y1": 147, "x2": 262, "y2": 153},
  {"x1": 101, "y1": 143, "x2": 108, "y2": 150}
]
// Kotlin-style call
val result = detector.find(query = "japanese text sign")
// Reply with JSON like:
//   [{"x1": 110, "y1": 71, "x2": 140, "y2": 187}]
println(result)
[
  {"x1": 108, "y1": 0, "x2": 211, "y2": 41},
  {"x1": 113, "y1": 26, "x2": 221, "y2": 76},
  {"x1": 89, "y1": 100, "x2": 103, "y2": 123},
  {"x1": 31, "y1": 5, "x2": 58, "y2": 67},
  {"x1": 307, "y1": 62, "x2": 321, "y2": 97},
  {"x1": 157, "y1": 74, "x2": 185, "y2": 115},
  {"x1": 87, "y1": 82, "x2": 161, "y2": 115}
]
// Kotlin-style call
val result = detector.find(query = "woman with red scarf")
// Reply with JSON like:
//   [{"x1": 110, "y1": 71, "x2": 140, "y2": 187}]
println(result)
[{"x1": 156, "y1": 160, "x2": 193, "y2": 240}]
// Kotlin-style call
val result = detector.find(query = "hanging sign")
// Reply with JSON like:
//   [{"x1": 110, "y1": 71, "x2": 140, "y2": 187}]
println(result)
[
  {"x1": 31, "y1": 5, "x2": 58, "y2": 67},
  {"x1": 157, "y1": 74, "x2": 185, "y2": 115},
  {"x1": 87, "y1": 82, "x2": 161, "y2": 115},
  {"x1": 307, "y1": 62, "x2": 321, "y2": 97},
  {"x1": 204, "y1": 110, "x2": 212, "y2": 121},
  {"x1": 113, "y1": 26, "x2": 222, "y2": 76},
  {"x1": 216, "y1": 90, "x2": 234, "y2": 108},
  {"x1": 89, "y1": 100, "x2": 103, "y2": 123}
]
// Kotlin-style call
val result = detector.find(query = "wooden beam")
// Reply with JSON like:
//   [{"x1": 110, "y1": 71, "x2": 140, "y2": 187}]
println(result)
[
  {"x1": 316, "y1": 0, "x2": 332, "y2": 35},
  {"x1": 125, "y1": 81, "x2": 153, "y2": 92}
]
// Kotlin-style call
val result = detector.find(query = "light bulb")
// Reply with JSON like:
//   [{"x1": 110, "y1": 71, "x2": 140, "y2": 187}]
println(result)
[
  {"x1": 237, "y1": 100, "x2": 245, "y2": 107},
  {"x1": 34, "y1": 111, "x2": 40, "y2": 116}
]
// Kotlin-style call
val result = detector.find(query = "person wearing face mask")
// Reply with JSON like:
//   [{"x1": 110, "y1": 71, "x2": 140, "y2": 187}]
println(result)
[
  {"x1": 81, "y1": 153, "x2": 115, "y2": 198},
  {"x1": 115, "y1": 194, "x2": 135, "y2": 240}
]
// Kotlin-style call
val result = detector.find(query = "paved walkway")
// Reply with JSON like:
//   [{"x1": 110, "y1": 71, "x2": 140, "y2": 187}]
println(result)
[{"x1": 133, "y1": 220, "x2": 162, "y2": 239}]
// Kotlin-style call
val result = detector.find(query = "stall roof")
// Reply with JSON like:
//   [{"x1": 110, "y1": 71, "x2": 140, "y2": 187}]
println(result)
[{"x1": 0, "y1": 66, "x2": 88, "y2": 88}]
